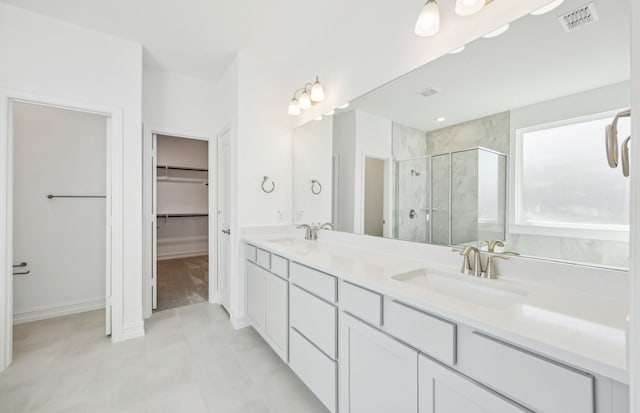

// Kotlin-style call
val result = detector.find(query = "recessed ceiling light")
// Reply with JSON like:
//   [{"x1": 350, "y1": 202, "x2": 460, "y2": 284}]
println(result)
[
  {"x1": 337, "y1": 102, "x2": 350, "y2": 109},
  {"x1": 314, "y1": 116, "x2": 323, "y2": 121},
  {"x1": 531, "y1": 0, "x2": 564, "y2": 16},
  {"x1": 324, "y1": 109, "x2": 335, "y2": 116},
  {"x1": 449, "y1": 46, "x2": 465, "y2": 54},
  {"x1": 482, "y1": 24, "x2": 509, "y2": 39},
  {"x1": 455, "y1": 0, "x2": 486, "y2": 17},
  {"x1": 435, "y1": 116, "x2": 446, "y2": 122}
]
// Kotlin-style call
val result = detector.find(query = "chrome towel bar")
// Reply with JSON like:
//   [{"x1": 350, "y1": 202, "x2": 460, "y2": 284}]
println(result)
[{"x1": 47, "y1": 194, "x2": 106, "y2": 199}]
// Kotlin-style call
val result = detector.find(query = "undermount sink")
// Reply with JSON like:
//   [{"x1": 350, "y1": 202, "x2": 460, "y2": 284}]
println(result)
[
  {"x1": 391, "y1": 269, "x2": 529, "y2": 309},
  {"x1": 265, "y1": 238, "x2": 295, "y2": 246}
]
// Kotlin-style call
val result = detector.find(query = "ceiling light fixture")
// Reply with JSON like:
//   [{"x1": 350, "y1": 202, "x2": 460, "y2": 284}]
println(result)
[
  {"x1": 414, "y1": 0, "x2": 441, "y2": 37},
  {"x1": 287, "y1": 75, "x2": 325, "y2": 115},
  {"x1": 531, "y1": 0, "x2": 564, "y2": 16},
  {"x1": 455, "y1": 0, "x2": 486, "y2": 17},
  {"x1": 337, "y1": 102, "x2": 350, "y2": 109},
  {"x1": 449, "y1": 46, "x2": 466, "y2": 54},
  {"x1": 482, "y1": 24, "x2": 509, "y2": 38}
]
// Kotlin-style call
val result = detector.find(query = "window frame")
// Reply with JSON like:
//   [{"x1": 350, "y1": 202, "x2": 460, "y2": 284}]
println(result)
[{"x1": 510, "y1": 109, "x2": 630, "y2": 242}]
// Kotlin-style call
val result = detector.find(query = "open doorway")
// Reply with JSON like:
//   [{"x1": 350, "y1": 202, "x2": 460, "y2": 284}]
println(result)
[
  {"x1": 153, "y1": 135, "x2": 210, "y2": 312},
  {"x1": 10, "y1": 101, "x2": 110, "y2": 347},
  {"x1": 364, "y1": 157, "x2": 385, "y2": 237}
]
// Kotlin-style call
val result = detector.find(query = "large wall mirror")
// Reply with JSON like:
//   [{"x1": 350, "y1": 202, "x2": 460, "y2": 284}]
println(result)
[{"x1": 293, "y1": 0, "x2": 631, "y2": 269}]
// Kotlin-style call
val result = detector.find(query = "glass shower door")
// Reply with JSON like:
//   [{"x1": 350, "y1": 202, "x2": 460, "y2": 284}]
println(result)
[{"x1": 395, "y1": 158, "x2": 430, "y2": 243}]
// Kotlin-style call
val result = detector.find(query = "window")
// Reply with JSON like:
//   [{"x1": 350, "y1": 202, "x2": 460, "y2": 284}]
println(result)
[{"x1": 513, "y1": 111, "x2": 630, "y2": 240}]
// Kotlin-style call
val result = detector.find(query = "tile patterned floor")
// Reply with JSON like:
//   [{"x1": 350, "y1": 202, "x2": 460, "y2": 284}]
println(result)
[
  {"x1": 0, "y1": 304, "x2": 328, "y2": 413},
  {"x1": 156, "y1": 255, "x2": 209, "y2": 312}
]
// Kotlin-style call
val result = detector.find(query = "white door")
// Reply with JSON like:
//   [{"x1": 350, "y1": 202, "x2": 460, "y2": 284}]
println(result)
[
  {"x1": 151, "y1": 133, "x2": 158, "y2": 310},
  {"x1": 340, "y1": 313, "x2": 418, "y2": 413},
  {"x1": 217, "y1": 128, "x2": 231, "y2": 311},
  {"x1": 418, "y1": 355, "x2": 528, "y2": 413}
]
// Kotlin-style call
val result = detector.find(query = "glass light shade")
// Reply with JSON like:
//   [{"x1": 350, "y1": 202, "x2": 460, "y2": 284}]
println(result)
[
  {"x1": 482, "y1": 24, "x2": 509, "y2": 39},
  {"x1": 311, "y1": 80, "x2": 325, "y2": 102},
  {"x1": 531, "y1": 0, "x2": 564, "y2": 16},
  {"x1": 414, "y1": 0, "x2": 440, "y2": 37},
  {"x1": 455, "y1": 0, "x2": 485, "y2": 16},
  {"x1": 299, "y1": 90, "x2": 312, "y2": 110},
  {"x1": 288, "y1": 98, "x2": 300, "y2": 116}
]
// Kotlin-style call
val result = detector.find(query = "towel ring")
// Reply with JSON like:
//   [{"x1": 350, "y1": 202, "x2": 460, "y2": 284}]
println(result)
[
  {"x1": 311, "y1": 179, "x2": 322, "y2": 195},
  {"x1": 261, "y1": 176, "x2": 275, "y2": 193}
]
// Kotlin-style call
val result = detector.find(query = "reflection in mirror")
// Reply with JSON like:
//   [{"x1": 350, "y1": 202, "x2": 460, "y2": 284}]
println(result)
[{"x1": 292, "y1": 0, "x2": 631, "y2": 268}]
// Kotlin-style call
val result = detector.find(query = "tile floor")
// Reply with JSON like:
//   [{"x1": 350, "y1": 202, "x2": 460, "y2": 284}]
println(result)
[
  {"x1": 156, "y1": 255, "x2": 209, "y2": 312},
  {"x1": 0, "y1": 303, "x2": 328, "y2": 413}
]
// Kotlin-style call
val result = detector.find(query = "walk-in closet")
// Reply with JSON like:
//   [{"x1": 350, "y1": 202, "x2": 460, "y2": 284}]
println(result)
[{"x1": 154, "y1": 135, "x2": 209, "y2": 312}]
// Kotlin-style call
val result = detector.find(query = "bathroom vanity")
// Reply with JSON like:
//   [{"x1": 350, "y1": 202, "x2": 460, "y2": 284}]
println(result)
[{"x1": 242, "y1": 236, "x2": 629, "y2": 413}]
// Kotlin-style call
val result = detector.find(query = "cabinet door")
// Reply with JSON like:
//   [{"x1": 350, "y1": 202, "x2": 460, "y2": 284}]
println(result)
[
  {"x1": 265, "y1": 272, "x2": 288, "y2": 360},
  {"x1": 246, "y1": 262, "x2": 266, "y2": 332},
  {"x1": 340, "y1": 314, "x2": 418, "y2": 413},
  {"x1": 419, "y1": 355, "x2": 530, "y2": 413}
]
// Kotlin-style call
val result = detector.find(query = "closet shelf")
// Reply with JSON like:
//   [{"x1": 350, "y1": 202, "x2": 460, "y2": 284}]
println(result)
[
  {"x1": 157, "y1": 176, "x2": 208, "y2": 184},
  {"x1": 157, "y1": 213, "x2": 208, "y2": 218},
  {"x1": 157, "y1": 164, "x2": 208, "y2": 172}
]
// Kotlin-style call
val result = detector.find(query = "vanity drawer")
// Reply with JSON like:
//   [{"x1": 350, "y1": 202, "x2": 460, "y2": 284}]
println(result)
[
  {"x1": 384, "y1": 300, "x2": 456, "y2": 365},
  {"x1": 290, "y1": 328, "x2": 337, "y2": 413},
  {"x1": 270, "y1": 254, "x2": 289, "y2": 279},
  {"x1": 341, "y1": 281, "x2": 383, "y2": 326},
  {"x1": 470, "y1": 332, "x2": 594, "y2": 413},
  {"x1": 245, "y1": 244, "x2": 257, "y2": 262},
  {"x1": 290, "y1": 262, "x2": 337, "y2": 303},
  {"x1": 256, "y1": 248, "x2": 271, "y2": 269},
  {"x1": 290, "y1": 285, "x2": 337, "y2": 359}
]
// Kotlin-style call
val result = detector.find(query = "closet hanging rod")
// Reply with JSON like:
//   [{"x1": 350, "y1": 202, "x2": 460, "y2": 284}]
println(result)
[
  {"x1": 156, "y1": 213, "x2": 209, "y2": 218},
  {"x1": 47, "y1": 194, "x2": 106, "y2": 199},
  {"x1": 156, "y1": 165, "x2": 208, "y2": 172}
]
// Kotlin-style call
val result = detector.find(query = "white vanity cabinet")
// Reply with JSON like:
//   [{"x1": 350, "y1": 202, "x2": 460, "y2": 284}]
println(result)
[
  {"x1": 418, "y1": 355, "x2": 529, "y2": 413},
  {"x1": 245, "y1": 247, "x2": 289, "y2": 361},
  {"x1": 340, "y1": 313, "x2": 418, "y2": 413}
]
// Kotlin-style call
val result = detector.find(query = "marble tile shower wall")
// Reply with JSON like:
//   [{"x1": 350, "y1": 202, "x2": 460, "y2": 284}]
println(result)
[{"x1": 392, "y1": 123, "x2": 429, "y2": 242}]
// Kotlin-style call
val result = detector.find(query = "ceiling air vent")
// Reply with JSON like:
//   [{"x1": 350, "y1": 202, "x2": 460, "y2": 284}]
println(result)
[
  {"x1": 558, "y1": 2, "x2": 599, "y2": 32},
  {"x1": 419, "y1": 87, "x2": 440, "y2": 98}
]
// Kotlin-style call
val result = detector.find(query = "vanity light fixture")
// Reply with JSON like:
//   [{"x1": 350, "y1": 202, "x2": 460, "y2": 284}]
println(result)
[
  {"x1": 287, "y1": 76, "x2": 326, "y2": 115},
  {"x1": 455, "y1": 0, "x2": 486, "y2": 17},
  {"x1": 414, "y1": 0, "x2": 441, "y2": 37},
  {"x1": 531, "y1": 0, "x2": 564, "y2": 16},
  {"x1": 482, "y1": 24, "x2": 509, "y2": 38},
  {"x1": 449, "y1": 46, "x2": 466, "y2": 54}
]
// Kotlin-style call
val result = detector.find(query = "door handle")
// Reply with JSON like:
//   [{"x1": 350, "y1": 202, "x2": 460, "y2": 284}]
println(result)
[
  {"x1": 13, "y1": 271, "x2": 30, "y2": 276},
  {"x1": 13, "y1": 262, "x2": 27, "y2": 268},
  {"x1": 221, "y1": 229, "x2": 231, "y2": 235}
]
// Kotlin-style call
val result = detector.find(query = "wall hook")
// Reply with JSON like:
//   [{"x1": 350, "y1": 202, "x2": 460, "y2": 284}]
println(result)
[
  {"x1": 261, "y1": 176, "x2": 275, "y2": 193},
  {"x1": 311, "y1": 179, "x2": 322, "y2": 195}
]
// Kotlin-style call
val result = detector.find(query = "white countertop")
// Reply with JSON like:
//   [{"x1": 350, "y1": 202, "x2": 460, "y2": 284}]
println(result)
[{"x1": 243, "y1": 234, "x2": 629, "y2": 384}]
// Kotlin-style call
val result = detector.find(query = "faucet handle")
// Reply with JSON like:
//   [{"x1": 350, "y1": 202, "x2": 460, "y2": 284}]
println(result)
[{"x1": 483, "y1": 253, "x2": 510, "y2": 279}]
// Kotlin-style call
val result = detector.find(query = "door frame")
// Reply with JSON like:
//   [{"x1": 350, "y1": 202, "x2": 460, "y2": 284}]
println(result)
[
  {"x1": 359, "y1": 153, "x2": 393, "y2": 238},
  {"x1": 216, "y1": 125, "x2": 232, "y2": 312},
  {"x1": 0, "y1": 89, "x2": 123, "y2": 372},
  {"x1": 142, "y1": 126, "x2": 218, "y2": 318}
]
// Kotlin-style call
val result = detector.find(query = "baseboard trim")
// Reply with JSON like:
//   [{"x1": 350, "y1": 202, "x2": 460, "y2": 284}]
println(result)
[
  {"x1": 113, "y1": 322, "x2": 145, "y2": 343},
  {"x1": 13, "y1": 297, "x2": 105, "y2": 324},
  {"x1": 230, "y1": 315, "x2": 251, "y2": 330},
  {"x1": 157, "y1": 250, "x2": 208, "y2": 261}
]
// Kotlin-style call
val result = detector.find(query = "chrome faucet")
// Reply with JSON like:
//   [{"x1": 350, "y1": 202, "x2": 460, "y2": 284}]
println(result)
[
  {"x1": 320, "y1": 222, "x2": 335, "y2": 230},
  {"x1": 296, "y1": 224, "x2": 318, "y2": 240}
]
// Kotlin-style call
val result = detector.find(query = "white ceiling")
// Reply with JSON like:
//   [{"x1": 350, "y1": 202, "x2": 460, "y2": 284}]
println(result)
[
  {"x1": 0, "y1": 0, "x2": 372, "y2": 83},
  {"x1": 349, "y1": 0, "x2": 630, "y2": 132}
]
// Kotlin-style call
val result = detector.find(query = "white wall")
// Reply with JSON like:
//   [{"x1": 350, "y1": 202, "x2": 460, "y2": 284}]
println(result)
[
  {"x1": 293, "y1": 117, "x2": 333, "y2": 224},
  {"x1": 333, "y1": 111, "x2": 357, "y2": 232},
  {"x1": 12, "y1": 103, "x2": 106, "y2": 323},
  {"x1": 0, "y1": 3, "x2": 143, "y2": 344}
]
